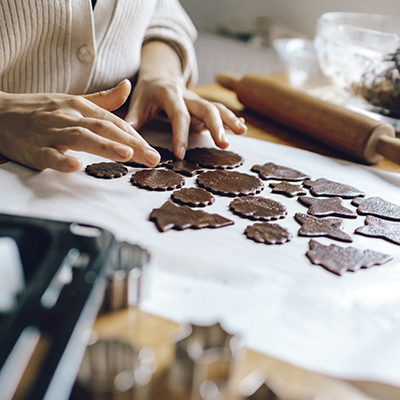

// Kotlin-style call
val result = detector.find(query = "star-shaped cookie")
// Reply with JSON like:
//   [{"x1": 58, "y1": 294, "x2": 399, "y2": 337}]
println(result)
[
  {"x1": 269, "y1": 182, "x2": 307, "y2": 197},
  {"x1": 294, "y1": 212, "x2": 352, "y2": 242},
  {"x1": 298, "y1": 196, "x2": 357, "y2": 218},
  {"x1": 355, "y1": 215, "x2": 400, "y2": 245}
]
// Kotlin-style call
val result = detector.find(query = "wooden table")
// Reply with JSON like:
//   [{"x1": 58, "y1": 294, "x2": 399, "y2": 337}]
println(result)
[{"x1": 85, "y1": 83, "x2": 400, "y2": 400}]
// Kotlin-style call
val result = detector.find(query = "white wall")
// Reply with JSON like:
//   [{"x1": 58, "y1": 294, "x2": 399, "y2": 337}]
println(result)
[{"x1": 180, "y1": 0, "x2": 400, "y2": 38}]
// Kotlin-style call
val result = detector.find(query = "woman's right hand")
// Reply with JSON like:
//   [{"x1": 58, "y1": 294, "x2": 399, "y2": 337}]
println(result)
[{"x1": 0, "y1": 79, "x2": 160, "y2": 172}]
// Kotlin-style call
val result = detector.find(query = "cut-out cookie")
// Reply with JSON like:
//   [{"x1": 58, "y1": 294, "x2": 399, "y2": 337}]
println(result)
[
  {"x1": 355, "y1": 215, "x2": 400, "y2": 245},
  {"x1": 149, "y1": 200, "x2": 234, "y2": 232},
  {"x1": 185, "y1": 147, "x2": 244, "y2": 169},
  {"x1": 306, "y1": 239, "x2": 392, "y2": 276},
  {"x1": 303, "y1": 178, "x2": 365, "y2": 198},
  {"x1": 298, "y1": 196, "x2": 357, "y2": 218},
  {"x1": 171, "y1": 188, "x2": 215, "y2": 207},
  {"x1": 165, "y1": 160, "x2": 204, "y2": 177},
  {"x1": 124, "y1": 147, "x2": 175, "y2": 168},
  {"x1": 229, "y1": 196, "x2": 287, "y2": 220},
  {"x1": 85, "y1": 162, "x2": 128, "y2": 179},
  {"x1": 269, "y1": 182, "x2": 307, "y2": 197},
  {"x1": 244, "y1": 222, "x2": 292, "y2": 244},
  {"x1": 295, "y1": 213, "x2": 352, "y2": 242},
  {"x1": 197, "y1": 170, "x2": 263, "y2": 197},
  {"x1": 130, "y1": 169, "x2": 184, "y2": 191},
  {"x1": 251, "y1": 162, "x2": 310, "y2": 181},
  {"x1": 352, "y1": 196, "x2": 400, "y2": 221}
]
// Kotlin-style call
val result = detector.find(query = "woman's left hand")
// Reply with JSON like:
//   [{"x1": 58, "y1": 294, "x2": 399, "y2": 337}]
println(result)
[{"x1": 124, "y1": 42, "x2": 247, "y2": 160}]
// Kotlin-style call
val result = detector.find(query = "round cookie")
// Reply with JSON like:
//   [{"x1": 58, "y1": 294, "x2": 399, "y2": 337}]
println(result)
[
  {"x1": 197, "y1": 170, "x2": 263, "y2": 197},
  {"x1": 85, "y1": 162, "x2": 128, "y2": 179},
  {"x1": 130, "y1": 169, "x2": 184, "y2": 191},
  {"x1": 171, "y1": 187, "x2": 215, "y2": 207},
  {"x1": 229, "y1": 196, "x2": 287, "y2": 220},
  {"x1": 185, "y1": 147, "x2": 244, "y2": 169},
  {"x1": 244, "y1": 222, "x2": 292, "y2": 244}
]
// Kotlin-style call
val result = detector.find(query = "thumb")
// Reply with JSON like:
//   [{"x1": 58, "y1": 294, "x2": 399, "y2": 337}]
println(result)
[{"x1": 84, "y1": 79, "x2": 131, "y2": 112}]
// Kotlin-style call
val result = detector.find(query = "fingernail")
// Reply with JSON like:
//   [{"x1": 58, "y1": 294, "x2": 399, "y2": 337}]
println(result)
[
  {"x1": 144, "y1": 148, "x2": 160, "y2": 166},
  {"x1": 236, "y1": 120, "x2": 247, "y2": 130},
  {"x1": 220, "y1": 130, "x2": 229, "y2": 144},
  {"x1": 115, "y1": 145, "x2": 133, "y2": 159},
  {"x1": 177, "y1": 146, "x2": 186, "y2": 160}
]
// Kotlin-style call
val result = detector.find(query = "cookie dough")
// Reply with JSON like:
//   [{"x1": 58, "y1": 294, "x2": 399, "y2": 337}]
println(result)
[
  {"x1": 130, "y1": 169, "x2": 184, "y2": 191},
  {"x1": 229, "y1": 196, "x2": 287, "y2": 220}
]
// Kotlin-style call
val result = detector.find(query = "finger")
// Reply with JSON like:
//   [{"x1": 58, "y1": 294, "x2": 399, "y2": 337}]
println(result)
[
  {"x1": 213, "y1": 103, "x2": 247, "y2": 135},
  {"x1": 50, "y1": 126, "x2": 160, "y2": 167},
  {"x1": 185, "y1": 98, "x2": 230, "y2": 149},
  {"x1": 124, "y1": 95, "x2": 159, "y2": 130},
  {"x1": 27, "y1": 147, "x2": 83, "y2": 173},
  {"x1": 84, "y1": 79, "x2": 131, "y2": 112}
]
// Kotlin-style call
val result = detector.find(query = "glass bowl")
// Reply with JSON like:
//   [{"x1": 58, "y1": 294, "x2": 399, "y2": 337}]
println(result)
[{"x1": 314, "y1": 12, "x2": 400, "y2": 112}]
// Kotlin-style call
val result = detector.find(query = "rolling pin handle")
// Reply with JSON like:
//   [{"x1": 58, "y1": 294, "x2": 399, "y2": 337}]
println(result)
[
  {"x1": 216, "y1": 71, "x2": 242, "y2": 92},
  {"x1": 375, "y1": 134, "x2": 400, "y2": 165}
]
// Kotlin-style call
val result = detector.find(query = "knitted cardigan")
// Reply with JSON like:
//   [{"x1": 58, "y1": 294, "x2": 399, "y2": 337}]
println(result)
[{"x1": 0, "y1": 0, "x2": 198, "y2": 95}]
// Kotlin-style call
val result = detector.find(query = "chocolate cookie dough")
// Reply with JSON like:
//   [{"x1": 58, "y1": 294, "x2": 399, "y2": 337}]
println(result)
[
  {"x1": 229, "y1": 196, "x2": 287, "y2": 220},
  {"x1": 251, "y1": 162, "x2": 310, "y2": 181},
  {"x1": 124, "y1": 147, "x2": 175, "y2": 168},
  {"x1": 130, "y1": 169, "x2": 184, "y2": 191},
  {"x1": 171, "y1": 187, "x2": 215, "y2": 207},
  {"x1": 298, "y1": 197, "x2": 357, "y2": 218},
  {"x1": 197, "y1": 170, "x2": 264, "y2": 197},
  {"x1": 165, "y1": 160, "x2": 204, "y2": 177},
  {"x1": 295, "y1": 212, "x2": 353, "y2": 242},
  {"x1": 269, "y1": 181, "x2": 307, "y2": 197},
  {"x1": 85, "y1": 162, "x2": 128, "y2": 179},
  {"x1": 149, "y1": 200, "x2": 234, "y2": 232},
  {"x1": 306, "y1": 239, "x2": 392, "y2": 276},
  {"x1": 185, "y1": 147, "x2": 244, "y2": 169},
  {"x1": 244, "y1": 222, "x2": 292, "y2": 244},
  {"x1": 352, "y1": 196, "x2": 400, "y2": 221},
  {"x1": 355, "y1": 215, "x2": 400, "y2": 245},
  {"x1": 303, "y1": 178, "x2": 365, "y2": 198}
]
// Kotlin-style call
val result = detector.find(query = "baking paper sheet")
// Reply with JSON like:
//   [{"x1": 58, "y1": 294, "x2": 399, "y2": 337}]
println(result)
[{"x1": 1, "y1": 126, "x2": 400, "y2": 386}]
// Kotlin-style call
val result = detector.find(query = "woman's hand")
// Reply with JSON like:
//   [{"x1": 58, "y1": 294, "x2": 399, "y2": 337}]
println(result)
[
  {"x1": 125, "y1": 41, "x2": 247, "y2": 160},
  {"x1": 0, "y1": 80, "x2": 160, "y2": 172}
]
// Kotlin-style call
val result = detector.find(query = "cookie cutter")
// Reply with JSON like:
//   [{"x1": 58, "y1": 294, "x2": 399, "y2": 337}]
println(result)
[
  {"x1": 102, "y1": 242, "x2": 151, "y2": 312},
  {"x1": 169, "y1": 322, "x2": 243, "y2": 399},
  {"x1": 73, "y1": 336, "x2": 156, "y2": 400}
]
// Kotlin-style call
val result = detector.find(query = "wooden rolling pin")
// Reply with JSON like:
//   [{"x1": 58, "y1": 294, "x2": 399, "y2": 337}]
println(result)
[{"x1": 216, "y1": 71, "x2": 400, "y2": 165}]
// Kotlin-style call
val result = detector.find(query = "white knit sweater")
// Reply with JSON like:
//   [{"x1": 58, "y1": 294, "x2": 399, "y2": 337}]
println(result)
[{"x1": 0, "y1": 0, "x2": 198, "y2": 95}]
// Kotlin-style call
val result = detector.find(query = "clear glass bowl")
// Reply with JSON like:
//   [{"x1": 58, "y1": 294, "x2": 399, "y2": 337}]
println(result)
[{"x1": 314, "y1": 12, "x2": 400, "y2": 111}]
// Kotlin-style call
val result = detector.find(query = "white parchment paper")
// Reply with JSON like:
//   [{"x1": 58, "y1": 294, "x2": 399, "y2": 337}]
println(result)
[{"x1": 1, "y1": 127, "x2": 400, "y2": 386}]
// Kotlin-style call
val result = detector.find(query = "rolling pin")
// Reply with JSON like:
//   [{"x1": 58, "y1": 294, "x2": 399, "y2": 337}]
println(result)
[{"x1": 216, "y1": 71, "x2": 400, "y2": 165}]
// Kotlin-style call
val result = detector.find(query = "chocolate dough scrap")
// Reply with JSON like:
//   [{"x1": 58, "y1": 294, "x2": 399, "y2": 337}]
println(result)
[
  {"x1": 124, "y1": 147, "x2": 175, "y2": 168},
  {"x1": 130, "y1": 169, "x2": 184, "y2": 191},
  {"x1": 269, "y1": 181, "x2": 307, "y2": 197},
  {"x1": 149, "y1": 200, "x2": 234, "y2": 232},
  {"x1": 295, "y1": 212, "x2": 353, "y2": 242},
  {"x1": 197, "y1": 170, "x2": 264, "y2": 197},
  {"x1": 355, "y1": 215, "x2": 400, "y2": 245},
  {"x1": 251, "y1": 162, "x2": 310, "y2": 181},
  {"x1": 85, "y1": 162, "x2": 128, "y2": 179},
  {"x1": 244, "y1": 222, "x2": 292, "y2": 244},
  {"x1": 171, "y1": 187, "x2": 215, "y2": 207},
  {"x1": 306, "y1": 239, "x2": 392, "y2": 276},
  {"x1": 229, "y1": 196, "x2": 287, "y2": 220},
  {"x1": 165, "y1": 160, "x2": 204, "y2": 177},
  {"x1": 185, "y1": 147, "x2": 244, "y2": 169},
  {"x1": 303, "y1": 178, "x2": 365, "y2": 198},
  {"x1": 352, "y1": 196, "x2": 400, "y2": 221},
  {"x1": 298, "y1": 196, "x2": 357, "y2": 218}
]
